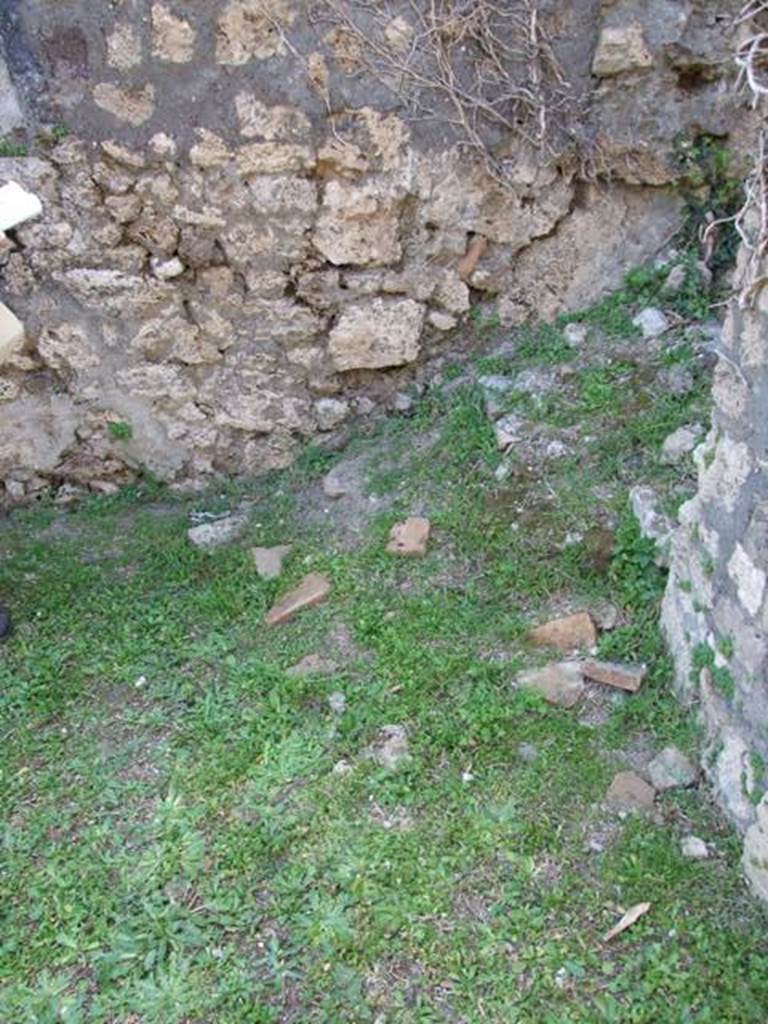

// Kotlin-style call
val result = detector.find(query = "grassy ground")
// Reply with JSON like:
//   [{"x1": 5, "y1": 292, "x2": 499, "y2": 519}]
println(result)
[{"x1": 2, "y1": 269, "x2": 767, "y2": 1023}]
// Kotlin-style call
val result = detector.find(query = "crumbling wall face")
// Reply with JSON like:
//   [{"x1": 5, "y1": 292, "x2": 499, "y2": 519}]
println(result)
[
  {"x1": 662, "y1": 237, "x2": 768, "y2": 899},
  {"x1": 0, "y1": 1, "x2": 744, "y2": 498}
]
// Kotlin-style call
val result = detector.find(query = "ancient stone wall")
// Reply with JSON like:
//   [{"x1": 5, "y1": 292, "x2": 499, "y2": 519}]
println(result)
[
  {"x1": 0, "y1": 1, "x2": 745, "y2": 498},
  {"x1": 662, "y1": 230, "x2": 768, "y2": 900}
]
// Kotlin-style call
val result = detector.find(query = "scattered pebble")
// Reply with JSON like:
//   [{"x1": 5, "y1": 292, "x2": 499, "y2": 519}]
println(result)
[
  {"x1": 328, "y1": 691, "x2": 346, "y2": 714},
  {"x1": 364, "y1": 724, "x2": 410, "y2": 770},
  {"x1": 681, "y1": 835, "x2": 709, "y2": 859},
  {"x1": 517, "y1": 741, "x2": 539, "y2": 763},
  {"x1": 187, "y1": 513, "x2": 247, "y2": 549},
  {"x1": 286, "y1": 653, "x2": 337, "y2": 678},
  {"x1": 252, "y1": 544, "x2": 292, "y2": 581},
  {"x1": 663, "y1": 264, "x2": 686, "y2": 293},
  {"x1": 564, "y1": 322, "x2": 588, "y2": 346},
  {"x1": 632, "y1": 307, "x2": 669, "y2": 338},
  {"x1": 647, "y1": 746, "x2": 698, "y2": 791},
  {"x1": 494, "y1": 413, "x2": 525, "y2": 451},
  {"x1": 605, "y1": 770, "x2": 656, "y2": 811},
  {"x1": 516, "y1": 661, "x2": 585, "y2": 708}
]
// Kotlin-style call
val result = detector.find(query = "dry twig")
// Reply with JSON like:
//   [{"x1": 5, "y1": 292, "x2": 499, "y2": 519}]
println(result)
[{"x1": 309, "y1": 0, "x2": 582, "y2": 183}]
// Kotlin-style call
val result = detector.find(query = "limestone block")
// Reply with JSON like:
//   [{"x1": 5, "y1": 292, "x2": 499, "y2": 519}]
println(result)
[
  {"x1": 710, "y1": 729, "x2": 756, "y2": 831},
  {"x1": 592, "y1": 24, "x2": 653, "y2": 77},
  {"x1": 235, "y1": 143, "x2": 315, "y2": 176},
  {"x1": 0, "y1": 395, "x2": 78, "y2": 474},
  {"x1": 0, "y1": 302, "x2": 24, "y2": 364},
  {"x1": 101, "y1": 141, "x2": 146, "y2": 170},
  {"x1": 314, "y1": 398, "x2": 350, "y2": 431},
  {"x1": 235, "y1": 94, "x2": 310, "y2": 140},
  {"x1": 216, "y1": 0, "x2": 296, "y2": 65},
  {"x1": 106, "y1": 23, "x2": 142, "y2": 70},
  {"x1": 37, "y1": 323, "x2": 99, "y2": 372},
  {"x1": 328, "y1": 298, "x2": 425, "y2": 371},
  {"x1": 126, "y1": 212, "x2": 179, "y2": 256},
  {"x1": 152, "y1": 4, "x2": 196, "y2": 63},
  {"x1": 239, "y1": 299, "x2": 323, "y2": 346},
  {"x1": 200, "y1": 357, "x2": 311, "y2": 434},
  {"x1": 190, "y1": 129, "x2": 232, "y2": 169},
  {"x1": 115, "y1": 364, "x2": 195, "y2": 403},
  {"x1": 313, "y1": 180, "x2": 403, "y2": 266},
  {"x1": 93, "y1": 84, "x2": 155, "y2": 126}
]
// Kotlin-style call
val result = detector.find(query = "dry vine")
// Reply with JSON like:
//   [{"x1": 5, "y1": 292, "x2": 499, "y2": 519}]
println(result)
[
  {"x1": 309, "y1": 0, "x2": 583, "y2": 183},
  {"x1": 729, "y1": 1, "x2": 768, "y2": 306}
]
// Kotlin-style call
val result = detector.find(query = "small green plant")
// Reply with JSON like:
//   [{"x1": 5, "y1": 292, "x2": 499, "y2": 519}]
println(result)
[
  {"x1": 0, "y1": 138, "x2": 27, "y2": 158},
  {"x1": 470, "y1": 304, "x2": 501, "y2": 335},
  {"x1": 691, "y1": 642, "x2": 735, "y2": 699},
  {"x1": 609, "y1": 507, "x2": 666, "y2": 611},
  {"x1": 516, "y1": 321, "x2": 573, "y2": 364},
  {"x1": 718, "y1": 635, "x2": 735, "y2": 660},
  {"x1": 672, "y1": 133, "x2": 743, "y2": 277},
  {"x1": 750, "y1": 751, "x2": 766, "y2": 805},
  {"x1": 107, "y1": 420, "x2": 133, "y2": 442}
]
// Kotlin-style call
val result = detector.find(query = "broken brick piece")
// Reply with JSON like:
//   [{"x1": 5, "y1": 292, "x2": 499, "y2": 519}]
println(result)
[
  {"x1": 527, "y1": 612, "x2": 597, "y2": 653},
  {"x1": 386, "y1": 516, "x2": 430, "y2": 557},
  {"x1": 582, "y1": 659, "x2": 646, "y2": 693},
  {"x1": 265, "y1": 572, "x2": 331, "y2": 626}
]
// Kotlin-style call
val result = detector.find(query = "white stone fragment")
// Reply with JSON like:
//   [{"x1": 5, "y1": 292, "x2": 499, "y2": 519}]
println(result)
[
  {"x1": 681, "y1": 835, "x2": 709, "y2": 860},
  {"x1": 0, "y1": 302, "x2": 24, "y2": 364},
  {"x1": 632, "y1": 307, "x2": 669, "y2": 338},
  {"x1": 0, "y1": 181, "x2": 43, "y2": 232},
  {"x1": 151, "y1": 256, "x2": 185, "y2": 280}
]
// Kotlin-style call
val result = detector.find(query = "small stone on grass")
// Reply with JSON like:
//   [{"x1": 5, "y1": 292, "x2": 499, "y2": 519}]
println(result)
[
  {"x1": 681, "y1": 835, "x2": 709, "y2": 860},
  {"x1": 252, "y1": 544, "x2": 292, "y2": 580},
  {"x1": 605, "y1": 770, "x2": 656, "y2": 811},
  {"x1": 517, "y1": 661, "x2": 584, "y2": 708},
  {"x1": 285, "y1": 653, "x2": 337, "y2": 678},
  {"x1": 187, "y1": 513, "x2": 246, "y2": 549},
  {"x1": 632, "y1": 307, "x2": 669, "y2": 338},
  {"x1": 387, "y1": 516, "x2": 430, "y2": 557},
  {"x1": 364, "y1": 724, "x2": 409, "y2": 770},
  {"x1": 494, "y1": 413, "x2": 524, "y2": 450},
  {"x1": 328, "y1": 691, "x2": 346, "y2": 714},
  {"x1": 564, "y1": 322, "x2": 588, "y2": 346},
  {"x1": 518, "y1": 741, "x2": 539, "y2": 763},
  {"x1": 647, "y1": 746, "x2": 697, "y2": 791}
]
